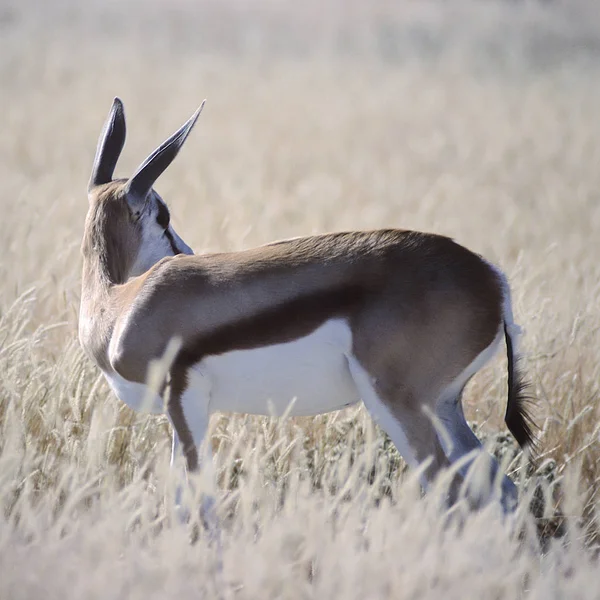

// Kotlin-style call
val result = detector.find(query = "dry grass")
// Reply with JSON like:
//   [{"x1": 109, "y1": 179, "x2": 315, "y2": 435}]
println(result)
[{"x1": 1, "y1": 0, "x2": 600, "y2": 596}]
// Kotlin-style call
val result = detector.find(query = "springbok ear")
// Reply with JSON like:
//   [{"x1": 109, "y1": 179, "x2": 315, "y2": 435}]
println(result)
[
  {"x1": 88, "y1": 97, "x2": 126, "y2": 192},
  {"x1": 125, "y1": 100, "x2": 205, "y2": 204}
]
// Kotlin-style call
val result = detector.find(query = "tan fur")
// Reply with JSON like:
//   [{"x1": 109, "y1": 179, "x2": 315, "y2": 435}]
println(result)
[
  {"x1": 105, "y1": 229, "x2": 501, "y2": 383},
  {"x1": 79, "y1": 181, "x2": 144, "y2": 370}
]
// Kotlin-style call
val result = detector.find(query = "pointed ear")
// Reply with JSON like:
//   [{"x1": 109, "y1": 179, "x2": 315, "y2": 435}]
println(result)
[
  {"x1": 125, "y1": 100, "x2": 205, "y2": 203},
  {"x1": 88, "y1": 97, "x2": 126, "y2": 192}
]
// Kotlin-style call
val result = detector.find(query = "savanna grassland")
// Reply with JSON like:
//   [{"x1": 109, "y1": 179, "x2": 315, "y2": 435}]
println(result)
[{"x1": 1, "y1": 0, "x2": 600, "y2": 597}]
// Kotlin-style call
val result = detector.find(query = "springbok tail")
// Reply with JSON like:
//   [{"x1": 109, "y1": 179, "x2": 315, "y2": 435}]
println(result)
[
  {"x1": 503, "y1": 322, "x2": 536, "y2": 451},
  {"x1": 494, "y1": 267, "x2": 537, "y2": 451}
]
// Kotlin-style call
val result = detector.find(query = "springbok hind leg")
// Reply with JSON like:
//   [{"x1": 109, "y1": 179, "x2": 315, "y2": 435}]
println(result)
[
  {"x1": 346, "y1": 356, "x2": 464, "y2": 507},
  {"x1": 436, "y1": 389, "x2": 518, "y2": 513}
]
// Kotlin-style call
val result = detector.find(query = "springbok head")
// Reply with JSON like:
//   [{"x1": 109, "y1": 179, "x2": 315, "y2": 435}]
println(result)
[{"x1": 83, "y1": 98, "x2": 205, "y2": 283}]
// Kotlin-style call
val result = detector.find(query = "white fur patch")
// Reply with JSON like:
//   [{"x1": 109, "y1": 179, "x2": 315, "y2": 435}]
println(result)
[
  {"x1": 504, "y1": 322, "x2": 522, "y2": 340},
  {"x1": 345, "y1": 355, "x2": 418, "y2": 472},
  {"x1": 196, "y1": 319, "x2": 361, "y2": 417},
  {"x1": 486, "y1": 261, "x2": 523, "y2": 351},
  {"x1": 104, "y1": 370, "x2": 165, "y2": 414}
]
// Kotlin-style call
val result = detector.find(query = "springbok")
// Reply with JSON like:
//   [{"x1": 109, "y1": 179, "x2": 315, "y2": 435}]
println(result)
[{"x1": 79, "y1": 98, "x2": 534, "y2": 520}]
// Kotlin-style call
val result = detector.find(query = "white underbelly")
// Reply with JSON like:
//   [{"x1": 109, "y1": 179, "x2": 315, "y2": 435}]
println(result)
[{"x1": 195, "y1": 318, "x2": 361, "y2": 416}]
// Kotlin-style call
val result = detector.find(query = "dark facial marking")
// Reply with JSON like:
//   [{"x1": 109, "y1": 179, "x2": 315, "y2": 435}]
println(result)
[
  {"x1": 156, "y1": 200, "x2": 170, "y2": 229},
  {"x1": 155, "y1": 199, "x2": 180, "y2": 255},
  {"x1": 165, "y1": 229, "x2": 181, "y2": 255}
]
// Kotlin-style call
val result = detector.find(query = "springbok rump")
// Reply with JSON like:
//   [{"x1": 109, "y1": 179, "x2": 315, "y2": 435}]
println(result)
[{"x1": 79, "y1": 98, "x2": 535, "y2": 520}]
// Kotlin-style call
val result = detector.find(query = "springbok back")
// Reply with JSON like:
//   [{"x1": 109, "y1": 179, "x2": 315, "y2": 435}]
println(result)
[{"x1": 79, "y1": 98, "x2": 535, "y2": 517}]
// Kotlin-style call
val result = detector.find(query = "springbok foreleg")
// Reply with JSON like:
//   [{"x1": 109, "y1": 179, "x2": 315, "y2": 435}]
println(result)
[{"x1": 166, "y1": 366, "x2": 218, "y2": 536}]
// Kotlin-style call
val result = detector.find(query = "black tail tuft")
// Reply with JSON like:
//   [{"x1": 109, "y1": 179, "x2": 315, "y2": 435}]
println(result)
[{"x1": 504, "y1": 323, "x2": 537, "y2": 453}]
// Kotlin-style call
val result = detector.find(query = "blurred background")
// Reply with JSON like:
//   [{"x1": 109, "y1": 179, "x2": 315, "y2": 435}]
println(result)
[{"x1": 2, "y1": 0, "x2": 600, "y2": 291}]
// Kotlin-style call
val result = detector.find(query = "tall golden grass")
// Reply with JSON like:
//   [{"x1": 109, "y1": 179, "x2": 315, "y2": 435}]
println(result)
[{"x1": 1, "y1": 0, "x2": 600, "y2": 596}]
